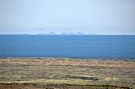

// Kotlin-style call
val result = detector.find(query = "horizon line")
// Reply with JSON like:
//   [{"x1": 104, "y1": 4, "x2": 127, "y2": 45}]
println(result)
[{"x1": 0, "y1": 33, "x2": 135, "y2": 36}]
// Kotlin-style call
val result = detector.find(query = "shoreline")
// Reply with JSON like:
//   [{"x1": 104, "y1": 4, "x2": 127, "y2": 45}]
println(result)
[{"x1": 0, "y1": 57, "x2": 135, "y2": 60}]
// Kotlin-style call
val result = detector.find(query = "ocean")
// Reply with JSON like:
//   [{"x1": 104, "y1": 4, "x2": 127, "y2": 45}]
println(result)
[{"x1": 0, "y1": 35, "x2": 135, "y2": 59}]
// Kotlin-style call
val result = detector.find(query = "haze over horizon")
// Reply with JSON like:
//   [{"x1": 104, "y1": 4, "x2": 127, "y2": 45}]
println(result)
[{"x1": 0, "y1": 0, "x2": 135, "y2": 35}]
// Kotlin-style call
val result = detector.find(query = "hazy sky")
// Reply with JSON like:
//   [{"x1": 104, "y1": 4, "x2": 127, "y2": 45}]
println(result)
[{"x1": 0, "y1": 0, "x2": 135, "y2": 34}]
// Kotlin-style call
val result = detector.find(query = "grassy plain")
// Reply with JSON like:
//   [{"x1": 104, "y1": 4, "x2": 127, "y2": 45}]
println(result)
[{"x1": 0, "y1": 58, "x2": 135, "y2": 89}]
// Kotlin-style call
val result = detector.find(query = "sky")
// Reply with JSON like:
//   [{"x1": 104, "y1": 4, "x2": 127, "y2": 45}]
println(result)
[{"x1": 0, "y1": 0, "x2": 135, "y2": 35}]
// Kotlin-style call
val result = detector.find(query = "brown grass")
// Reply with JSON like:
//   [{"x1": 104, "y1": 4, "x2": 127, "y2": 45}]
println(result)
[
  {"x1": 0, "y1": 58, "x2": 135, "y2": 88},
  {"x1": 0, "y1": 83, "x2": 132, "y2": 89}
]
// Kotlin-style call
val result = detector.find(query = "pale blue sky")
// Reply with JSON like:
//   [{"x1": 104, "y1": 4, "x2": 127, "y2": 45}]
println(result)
[{"x1": 0, "y1": 0, "x2": 135, "y2": 34}]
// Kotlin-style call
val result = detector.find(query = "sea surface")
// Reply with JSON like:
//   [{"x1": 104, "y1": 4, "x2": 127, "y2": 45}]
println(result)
[{"x1": 0, "y1": 35, "x2": 135, "y2": 59}]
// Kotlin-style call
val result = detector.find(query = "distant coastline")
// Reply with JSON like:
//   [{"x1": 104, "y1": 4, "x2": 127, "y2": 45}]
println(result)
[{"x1": 0, "y1": 33, "x2": 135, "y2": 36}]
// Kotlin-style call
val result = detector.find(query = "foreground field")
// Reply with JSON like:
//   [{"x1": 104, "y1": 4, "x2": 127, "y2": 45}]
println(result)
[{"x1": 0, "y1": 58, "x2": 135, "y2": 89}]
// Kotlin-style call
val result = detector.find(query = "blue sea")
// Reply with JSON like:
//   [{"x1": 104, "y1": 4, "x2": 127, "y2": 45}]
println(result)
[{"x1": 0, "y1": 35, "x2": 135, "y2": 59}]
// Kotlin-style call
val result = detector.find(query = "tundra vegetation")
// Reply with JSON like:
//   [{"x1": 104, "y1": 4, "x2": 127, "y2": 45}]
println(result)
[{"x1": 0, "y1": 58, "x2": 134, "y2": 89}]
